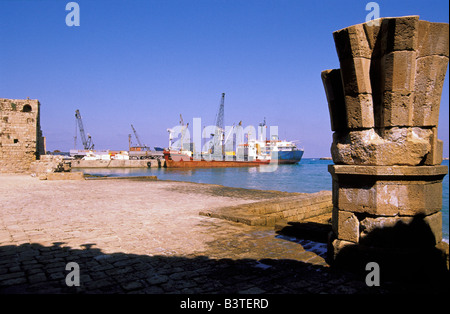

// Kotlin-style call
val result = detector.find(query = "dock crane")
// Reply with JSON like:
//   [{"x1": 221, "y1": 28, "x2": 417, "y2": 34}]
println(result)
[
  {"x1": 211, "y1": 93, "x2": 225, "y2": 157},
  {"x1": 215, "y1": 93, "x2": 225, "y2": 135},
  {"x1": 131, "y1": 124, "x2": 149, "y2": 151},
  {"x1": 75, "y1": 109, "x2": 94, "y2": 150}
]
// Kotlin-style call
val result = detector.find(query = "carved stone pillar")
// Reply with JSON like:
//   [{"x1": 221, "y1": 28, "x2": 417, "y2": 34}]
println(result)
[{"x1": 321, "y1": 16, "x2": 449, "y2": 277}]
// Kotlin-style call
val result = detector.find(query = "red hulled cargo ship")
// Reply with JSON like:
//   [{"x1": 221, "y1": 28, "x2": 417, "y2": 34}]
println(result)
[{"x1": 163, "y1": 150, "x2": 270, "y2": 168}]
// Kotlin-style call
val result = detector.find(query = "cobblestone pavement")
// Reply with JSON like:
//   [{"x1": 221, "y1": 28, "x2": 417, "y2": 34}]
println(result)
[{"x1": 0, "y1": 175, "x2": 447, "y2": 294}]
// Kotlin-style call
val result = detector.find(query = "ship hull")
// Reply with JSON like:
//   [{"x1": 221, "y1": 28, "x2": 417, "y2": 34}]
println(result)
[
  {"x1": 165, "y1": 159, "x2": 269, "y2": 168},
  {"x1": 163, "y1": 150, "x2": 270, "y2": 168},
  {"x1": 273, "y1": 150, "x2": 304, "y2": 164}
]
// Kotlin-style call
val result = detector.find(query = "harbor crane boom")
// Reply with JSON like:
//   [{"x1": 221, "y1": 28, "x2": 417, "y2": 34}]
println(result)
[
  {"x1": 131, "y1": 124, "x2": 146, "y2": 148},
  {"x1": 75, "y1": 109, "x2": 94, "y2": 150},
  {"x1": 211, "y1": 93, "x2": 225, "y2": 156},
  {"x1": 215, "y1": 93, "x2": 225, "y2": 134}
]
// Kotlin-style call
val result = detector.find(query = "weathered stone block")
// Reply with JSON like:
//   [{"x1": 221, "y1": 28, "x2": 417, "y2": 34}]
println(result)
[
  {"x1": 331, "y1": 128, "x2": 432, "y2": 166},
  {"x1": 340, "y1": 57, "x2": 372, "y2": 95},
  {"x1": 321, "y1": 69, "x2": 347, "y2": 131},
  {"x1": 381, "y1": 91, "x2": 414, "y2": 126},
  {"x1": 417, "y1": 20, "x2": 449, "y2": 58},
  {"x1": 413, "y1": 55, "x2": 449, "y2": 126},
  {"x1": 359, "y1": 211, "x2": 442, "y2": 247},
  {"x1": 380, "y1": 16, "x2": 420, "y2": 53},
  {"x1": 332, "y1": 208, "x2": 359, "y2": 243},
  {"x1": 328, "y1": 238, "x2": 355, "y2": 263},
  {"x1": 329, "y1": 165, "x2": 446, "y2": 216},
  {"x1": 424, "y1": 127, "x2": 444, "y2": 165},
  {"x1": 333, "y1": 23, "x2": 372, "y2": 60},
  {"x1": 45, "y1": 172, "x2": 85, "y2": 180},
  {"x1": 363, "y1": 22, "x2": 382, "y2": 51},
  {"x1": 343, "y1": 94, "x2": 374, "y2": 129},
  {"x1": 382, "y1": 51, "x2": 417, "y2": 92},
  {"x1": 360, "y1": 216, "x2": 412, "y2": 235},
  {"x1": 424, "y1": 211, "x2": 443, "y2": 244}
]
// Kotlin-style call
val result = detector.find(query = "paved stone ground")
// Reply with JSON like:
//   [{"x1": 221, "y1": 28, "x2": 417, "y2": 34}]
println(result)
[{"x1": 0, "y1": 175, "x2": 448, "y2": 295}]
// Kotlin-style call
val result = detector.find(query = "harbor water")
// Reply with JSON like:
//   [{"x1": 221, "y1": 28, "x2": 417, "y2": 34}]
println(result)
[{"x1": 77, "y1": 158, "x2": 450, "y2": 243}]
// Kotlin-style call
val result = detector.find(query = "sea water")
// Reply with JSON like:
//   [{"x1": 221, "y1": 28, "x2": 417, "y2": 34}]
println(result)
[{"x1": 78, "y1": 159, "x2": 449, "y2": 242}]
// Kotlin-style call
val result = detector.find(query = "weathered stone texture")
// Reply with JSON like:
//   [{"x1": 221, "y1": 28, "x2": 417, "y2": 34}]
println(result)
[
  {"x1": 322, "y1": 16, "x2": 449, "y2": 274},
  {"x1": 331, "y1": 128, "x2": 432, "y2": 166},
  {"x1": 330, "y1": 165, "x2": 446, "y2": 216},
  {"x1": 321, "y1": 69, "x2": 347, "y2": 131},
  {"x1": 331, "y1": 207, "x2": 359, "y2": 243},
  {"x1": 30, "y1": 155, "x2": 72, "y2": 177},
  {"x1": 0, "y1": 98, "x2": 45, "y2": 173},
  {"x1": 413, "y1": 55, "x2": 448, "y2": 126},
  {"x1": 330, "y1": 210, "x2": 442, "y2": 250},
  {"x1": 322, "y1": 16, "x2": 449, "y2": 166},
  {"x1": 417, "y1": 21, "x2": 449, "y2": 57},
  {"x1": 44, "y1": 172, "x2": 85, "y2": 180},
  {"x1": 380, "y1": 16, "x2": 420, "y2": 53},
  {"x1": 381, "y1": 50, "x2": 417, "y2": 93},
  {"x1": 199, "y1": 191, "x2": 332, "y2": 227}
]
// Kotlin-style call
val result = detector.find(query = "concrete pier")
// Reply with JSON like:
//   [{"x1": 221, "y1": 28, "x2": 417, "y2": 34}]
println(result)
[{"x1": 70, "y1": 158, "x2": 164, "y2": 168}]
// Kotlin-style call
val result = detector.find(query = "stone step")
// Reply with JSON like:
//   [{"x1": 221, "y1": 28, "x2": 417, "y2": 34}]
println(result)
[{"x1": 199, "y1": 191, "x2": 332, "y2": 227}]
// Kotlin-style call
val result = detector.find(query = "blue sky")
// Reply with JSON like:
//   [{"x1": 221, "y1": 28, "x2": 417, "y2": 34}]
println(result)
[{"x1": 1, "y1": 0, "x2": 448, "y2": 157}]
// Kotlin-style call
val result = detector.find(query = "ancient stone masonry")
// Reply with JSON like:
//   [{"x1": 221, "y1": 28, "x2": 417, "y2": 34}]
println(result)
[
  {"x1": 0, "y1": 98, "x2": 45, "y2": 173},
  {"x1": 321, "y1": 16, "x2": 449, "y2": 277}
]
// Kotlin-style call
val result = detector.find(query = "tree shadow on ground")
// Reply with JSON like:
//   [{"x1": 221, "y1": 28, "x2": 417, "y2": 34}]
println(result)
[{"x1": 0, "y1": 239, "x2": 447, "y2": 295}]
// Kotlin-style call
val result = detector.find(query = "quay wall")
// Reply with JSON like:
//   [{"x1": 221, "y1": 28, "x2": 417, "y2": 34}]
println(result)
[{"x1": 70, "y1": 159, "x2": 164, "y2": 168}]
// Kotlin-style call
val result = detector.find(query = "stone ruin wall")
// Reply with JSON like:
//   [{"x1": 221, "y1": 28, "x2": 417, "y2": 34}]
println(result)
[
  {"x1": 321, "y1": 16, "x2": 449, "y2": 274},
  {"x1": 0, "y1": 98, "x2": 45, "y2": 173}
]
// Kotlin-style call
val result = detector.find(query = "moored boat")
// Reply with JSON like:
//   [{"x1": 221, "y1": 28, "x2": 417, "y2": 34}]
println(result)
[{"x1": 269, "y1": 139, "x2": 304, "y2": 164}]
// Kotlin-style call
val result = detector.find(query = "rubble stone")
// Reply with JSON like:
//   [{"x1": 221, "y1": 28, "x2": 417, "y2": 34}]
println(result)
[
  {"x1": 30, "y1": 155, "x2": 66, "y2": 176},
  {"x1": 331, "y1": 128, "x2": 432, "y2": 166}
]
